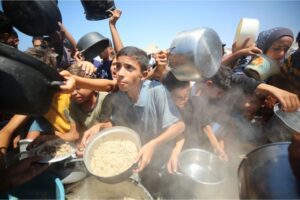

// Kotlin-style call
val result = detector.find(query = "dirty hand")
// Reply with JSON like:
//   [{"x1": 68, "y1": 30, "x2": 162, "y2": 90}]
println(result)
[{"x1": 133, "y1": 140, "x2": 157, "y2": 173}]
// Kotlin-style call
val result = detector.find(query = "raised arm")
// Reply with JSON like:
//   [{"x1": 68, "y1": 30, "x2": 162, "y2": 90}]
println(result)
[{"x1": 108, "y1": 9, "x2": 124, "y2": 53}]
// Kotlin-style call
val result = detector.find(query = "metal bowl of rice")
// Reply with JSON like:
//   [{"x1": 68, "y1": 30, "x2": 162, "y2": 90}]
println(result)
[{"x1": 83, "y1": 126, "x2": 142, "y2": 184}]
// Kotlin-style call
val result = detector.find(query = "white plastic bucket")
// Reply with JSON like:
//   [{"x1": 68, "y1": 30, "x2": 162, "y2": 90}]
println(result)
[{"x1": 234, "y1": 18, "x2": 260, "y2": 48}]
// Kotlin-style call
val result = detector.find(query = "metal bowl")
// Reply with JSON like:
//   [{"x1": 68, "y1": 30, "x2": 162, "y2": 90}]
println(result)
[
  {"x1": 178, "y1": 148, "x2": 227, "y2": 185},
  {"x1": 83, "y1": 126, "x2": 141, "y2": 184}
]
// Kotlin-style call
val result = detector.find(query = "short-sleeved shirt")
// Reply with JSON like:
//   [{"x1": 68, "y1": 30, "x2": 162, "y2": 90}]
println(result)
[
  {"x1": 94, "y1": 60, "x2": 113, "y2": 80},
  {"x1": 101, "y1": 80, "x2": 181, "y2": 144},
  {"x1": 70, "y1": 92, "x2": 108, "y2": 134}
]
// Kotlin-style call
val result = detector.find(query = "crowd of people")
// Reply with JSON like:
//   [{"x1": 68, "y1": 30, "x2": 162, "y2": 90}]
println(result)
[{"x1": 0, "y1": 5, "x2": 300, "y2": 199}]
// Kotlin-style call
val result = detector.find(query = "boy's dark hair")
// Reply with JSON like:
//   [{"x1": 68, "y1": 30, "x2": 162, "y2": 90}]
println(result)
[
  {"x1": 116, "y1": 46, "x2": 149, "y2": 72},
  {"x1": 162, "y1": 71, "x2": 190, "y2": 92},
  {"x1": 32, "y1": 36, "x2": 44, "y2": 44},
  {"x1": 67, "y1": 62, "x2": 97, "y2": 79},
  {"x1": 10, "y1": 29, "x2": 18, "y2": 38},
  {"x1": 206, "y1": 65, "x2": 232, "y2": 90},
  {"x1": 25, "y1": 47, "x2": 57, "y2": 69}
]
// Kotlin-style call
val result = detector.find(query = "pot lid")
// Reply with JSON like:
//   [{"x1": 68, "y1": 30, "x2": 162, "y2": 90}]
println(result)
[
  {"x1": 274, "y1": 103, "x2": 300, "y2": 132},
  {"x1": 2, "y1": 0, "x2": 62, "y2": 36}
]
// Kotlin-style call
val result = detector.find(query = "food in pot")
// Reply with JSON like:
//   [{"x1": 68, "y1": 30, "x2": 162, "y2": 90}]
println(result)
[
  {"x1": 90, "y1": 139, "x2": 138, "y2": 177},
  {"x1": 36, "y1": 140, "x2": 74, "y2": 158}
]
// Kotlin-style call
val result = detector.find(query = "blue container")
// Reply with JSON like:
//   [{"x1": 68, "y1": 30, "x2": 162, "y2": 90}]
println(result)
[{"x1": 7, "y1": 172, "x2": 64, "y2": 200}]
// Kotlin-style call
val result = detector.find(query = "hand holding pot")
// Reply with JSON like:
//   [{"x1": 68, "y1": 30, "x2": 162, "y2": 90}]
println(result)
[{"x1": 108, "y1": 9, "x2": 122, "y2": 26}]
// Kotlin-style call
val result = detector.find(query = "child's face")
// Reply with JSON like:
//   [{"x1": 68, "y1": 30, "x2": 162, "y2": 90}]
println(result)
[
  {"x1": 266, "y1": 36, "x2": 293, "y2": 63},
  {"x1": 115, "y1": 56, "x2": 145, "y2": 93},
  {"x1": 171, "y1": 86, "x2": 190, "y2": 110},
  {"x1": 71, "y1": 88, "x2": 94, "y2": 104}
]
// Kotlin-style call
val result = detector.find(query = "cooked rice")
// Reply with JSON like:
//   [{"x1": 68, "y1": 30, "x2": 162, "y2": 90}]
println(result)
[{"x1": 90, "y1": 139, "x2": 138, "y2": 177}]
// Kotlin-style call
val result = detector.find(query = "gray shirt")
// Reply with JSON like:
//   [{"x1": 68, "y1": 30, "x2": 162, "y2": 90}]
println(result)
[{"x1": 102, "y1": 80, "x2": 181, "y2": 144}]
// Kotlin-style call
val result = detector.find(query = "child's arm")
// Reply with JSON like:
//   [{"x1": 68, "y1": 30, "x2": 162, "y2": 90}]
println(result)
[
  {"x1": 55, "y1": 122, "x2": 80, "y2": 142},
  {"x1": 0, "y1": 115, "x2": 28, "y2": 154},
  {"x1": 167, "y1": 134, "x2": 185, "y2": 174},
  {"x1": 203, "y1": 125, "x2": 228, "y2": 161}
]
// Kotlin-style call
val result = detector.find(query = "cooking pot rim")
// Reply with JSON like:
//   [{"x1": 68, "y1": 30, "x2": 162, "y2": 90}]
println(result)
[
  {"x1": 237, "y1": 141, "x2": 291, "y2": 173},
  {"x1": 273, "y1": 103, "x2": 300, "y2": 132}
]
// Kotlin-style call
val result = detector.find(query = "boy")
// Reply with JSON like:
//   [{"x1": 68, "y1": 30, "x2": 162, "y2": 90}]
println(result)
[{"x1": 80, "y1": 46, "x2": 185, "y2": 196}]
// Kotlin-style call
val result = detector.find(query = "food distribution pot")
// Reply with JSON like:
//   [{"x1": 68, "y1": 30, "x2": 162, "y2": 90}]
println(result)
[
  {"x1": 83, "y1": 126, "x2": 141, "y2": 184},
  {"x1": 238, "y1": 142, "x2": 300, "y2": 199},
  {"x1": 265, "y1": 103, "x2": 300, "y2": 142},
  {"x1": 2, "y1": 0, "x2": 62, "y2": 36},
  {"x1": 0, "y1": 43, "x2": 63, "y2": 115},
  {"x1": 168, "y1": 27, "x2": 222, "y2": 81}
]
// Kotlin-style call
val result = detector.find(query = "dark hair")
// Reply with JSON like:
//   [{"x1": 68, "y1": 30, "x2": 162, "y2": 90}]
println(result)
[
  {"x1": 32, "y1": 36, "x2": 44, "y2": 44},
  {"x1": 67, "y1": 62, "x2": 97, "y2": 79},
  {"x1": 10, "y1": 29, "x2": 18, "y2": 38},
  {"x1": 162, "y1": 71, "x2": 190, "y2": 92},
  {"x1": 25, "y1": 47, "x2": 57, "y2": 69},
  {"x1": 116, "y1": 46, "x2": 149, "y2": 72},
  {"x1": 206, "y1": 65, "x2": 232, "y2": 90}
]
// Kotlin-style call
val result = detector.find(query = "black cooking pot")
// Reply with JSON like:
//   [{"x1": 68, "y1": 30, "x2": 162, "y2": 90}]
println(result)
[
  {"x1": 77, "y1": 32, "x2": 109, "y2": 61},
  {"x1": 0, "y1": 43, "x2": 63, "y2": 115},
  {"x1": 81, "y1": 0, "x2": 116, "y2": 21},
  {"x1": 238, "y1": 142, "x2": 300, "y2": 199},
  {"x1": 2, "y1": 0, "x2": 62, "y2": 36}
]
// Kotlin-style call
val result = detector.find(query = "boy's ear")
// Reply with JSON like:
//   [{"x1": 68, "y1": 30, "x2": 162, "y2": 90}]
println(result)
[{"x1": 141, "y1": 70, "x2": 149, "y2": 80}]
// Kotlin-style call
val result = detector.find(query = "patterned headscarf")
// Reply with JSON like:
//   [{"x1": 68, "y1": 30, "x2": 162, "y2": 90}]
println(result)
[{"x1": 256, "y1": 27, "x2": 294, "y2": 53}]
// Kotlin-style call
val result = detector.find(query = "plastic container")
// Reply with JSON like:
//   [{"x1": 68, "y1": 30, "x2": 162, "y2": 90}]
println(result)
[{"x1": 233, "y1": 18, "x2": 259, "y2": 48}]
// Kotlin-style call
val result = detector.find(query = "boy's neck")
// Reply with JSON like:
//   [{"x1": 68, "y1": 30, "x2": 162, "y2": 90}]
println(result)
[{"x1": 127, "y1": 83, "x2": 142, "y2": 103}]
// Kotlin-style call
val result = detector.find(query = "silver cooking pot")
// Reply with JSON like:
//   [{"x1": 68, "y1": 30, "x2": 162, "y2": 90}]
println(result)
[
  {"x1": 238, "y1": 142, "x2": 300, "y2": 199},
  {"x1": 83, "y1": 126, "x2": 141, "y2": 184},
  {"x1": 265, "y1": 103, "x2": 300, "y2": 142},
  {"x1": 168, "y1": 27, "x2": 222, "y2": 81},
  {"x1": 165, "y1": 148, "x2": 227, "y2": 199}
]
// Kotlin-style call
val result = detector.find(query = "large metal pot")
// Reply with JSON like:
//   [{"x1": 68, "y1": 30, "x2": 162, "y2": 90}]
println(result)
[
  {"x1": 65, "y1": 176, "x2": 153, "y2": 199},
  {"x1": 238, "y1": 142, "x2": 300, "y2": 199},
  {"x1": 2, "y1": 0, "x2": 62, "y2": 36},
  {"x1": 168, "y1": 27, "x2": 222, "y2": 81},
  {"x1": 162, "y1": 148, "x2": 227, "y2": 199},
  {"x1": 266, "y1": 103, "x2": 300, "y2": 142},
  {"x1": 77, "y1": 32, "x2": 110, "y2": 61},
  {"x1": 0, "y1": 43, "x2": 63, "y2": 115},
  {"x1": 83, "y1": 126, "x2": 141, "y2": 184},
  {"x1": 81, "y1": 0, "x2": 116, "y2": 21}
]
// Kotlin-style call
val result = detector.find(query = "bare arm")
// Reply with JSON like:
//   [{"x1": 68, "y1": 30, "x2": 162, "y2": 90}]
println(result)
[
  {"x1": 0, "y1": 115, "x2": 29, "y2": 154},
  {"x1": 134, "y1": 120, "x2": 185, "y2": 173},
  {"x1": 167, "y1": 134, "x2": 185, "y2": 174},
  {"x1": 108, "y1": 9, "x2": 124, "y2": 52},
  {"x1": 54, "y1": 123, "x2": 80, "y2": 142},
  {"x1": 256, "y1": 83, "x2": 300, "y2": 112},
  {"x1": 203, "y1": 125, "x2": 228, "y2": 161}
]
